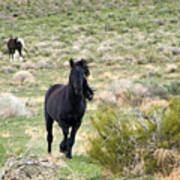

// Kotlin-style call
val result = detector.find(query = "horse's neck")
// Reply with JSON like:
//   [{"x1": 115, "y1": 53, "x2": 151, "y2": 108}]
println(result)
[{"x1": 67, "y1": 84, "x2": 83, "y2": 104}]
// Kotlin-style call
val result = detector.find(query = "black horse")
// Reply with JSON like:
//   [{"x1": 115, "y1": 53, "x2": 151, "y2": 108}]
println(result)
[{"x1": 44, "y1": 59, "x2": 93, "y2": 159}]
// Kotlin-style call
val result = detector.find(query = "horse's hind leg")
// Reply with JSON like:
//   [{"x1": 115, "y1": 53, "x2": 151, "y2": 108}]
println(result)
[
  {"x1": 9, "y1": 49, "x2": 14, "y2": 62},
  {"x1": 45, "y1": 112, "x2": 54, "y2": 153}
]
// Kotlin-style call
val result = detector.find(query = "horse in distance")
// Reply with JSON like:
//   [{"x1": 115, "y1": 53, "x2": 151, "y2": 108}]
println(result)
[
  {"x1": 44, "y1": 59, "x2": 93, "y2": 159},
  {"x1": 7, "y1": 37, "x2": 23, "y2": 61}
]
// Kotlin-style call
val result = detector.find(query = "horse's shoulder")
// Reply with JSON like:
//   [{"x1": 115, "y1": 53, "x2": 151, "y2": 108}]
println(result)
[
  {"x1": 46, "y1": 84, "x2": 66, "y2": 100},
  {"x1": 48, "y1": 84, "x2": 62, "y2": 94},
  {"x1": 7, "y1": 39, "x2": 13, "y2": 44}
]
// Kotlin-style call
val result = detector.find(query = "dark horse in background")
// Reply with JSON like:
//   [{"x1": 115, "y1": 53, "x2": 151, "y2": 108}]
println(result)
[
  {"x1": 44, "y1": 59, "x2": 94, "y2": 159},
  {"x1": 7, "y1": 37, "x2": 23, "y2": 61}
]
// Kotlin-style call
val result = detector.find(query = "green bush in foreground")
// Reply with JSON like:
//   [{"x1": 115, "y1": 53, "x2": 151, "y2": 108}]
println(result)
[{"x1": 87, "y1": 98, "x2": 180, "y2": 177}]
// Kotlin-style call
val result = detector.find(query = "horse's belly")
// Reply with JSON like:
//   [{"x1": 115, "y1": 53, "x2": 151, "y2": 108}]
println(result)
[
  {"x1": 59, "y1": 106, "x2": 86, "y2": 126},
  {"x1": 62, "y1": 111, "x2": 85, "y2": 125}
]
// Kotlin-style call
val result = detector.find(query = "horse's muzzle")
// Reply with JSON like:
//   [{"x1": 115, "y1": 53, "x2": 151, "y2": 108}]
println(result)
[{"x1": 74, "y1": 88, "x2": 82, "y2": 96}]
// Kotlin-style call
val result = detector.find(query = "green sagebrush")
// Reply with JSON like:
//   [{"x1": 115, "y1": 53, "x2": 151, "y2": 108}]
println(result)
[{"x1": 87, "y1": 98, "x2": 180, "y2": 177}]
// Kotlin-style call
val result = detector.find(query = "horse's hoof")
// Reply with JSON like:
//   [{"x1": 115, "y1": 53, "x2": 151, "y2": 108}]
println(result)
[
  {"x1": 60, "y1": 146, "x2": 67, "y2": 153},
  {"x1": 48, "y1": 150, "x2": 51, "y2": 154},
  {"x1": 60, "y1": 148, "x2": 66, "y2": 153},
  {"x1": 66, "y1": 155, "x2": 72, "y2": 159}
]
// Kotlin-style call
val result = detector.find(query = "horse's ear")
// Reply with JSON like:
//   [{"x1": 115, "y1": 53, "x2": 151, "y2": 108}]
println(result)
[
  {"x1": 81, "y1": 58, "x2": 87, "y2": 63},
  {"x1": 80, "y1": 59, "x2": 87, "y2": 65},
  {"x1": 69, "y1": 58, "x2": 74, "y2": 68}
]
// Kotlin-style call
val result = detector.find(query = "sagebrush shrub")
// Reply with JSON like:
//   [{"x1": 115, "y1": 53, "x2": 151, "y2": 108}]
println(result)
[
  {"x1": 87, "y1": 98, "x2": 180, "y2": 177},
  {"x1": 0, "y1": 93, "x2": 31, "y2": 118},
  {"x1": 159, "y1": 98, "x2": 180, "y2": 149},
  {"x1": 164, "y1": 80, "x2": 180, "y2": 95},
  {"x1": 88, "y1": 104, "x2": 137, "y2": 174}
]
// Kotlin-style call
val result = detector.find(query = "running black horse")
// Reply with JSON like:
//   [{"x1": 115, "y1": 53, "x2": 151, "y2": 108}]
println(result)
[{"x1": 44, "y1": 59, "x2": 93, "y2": 159}]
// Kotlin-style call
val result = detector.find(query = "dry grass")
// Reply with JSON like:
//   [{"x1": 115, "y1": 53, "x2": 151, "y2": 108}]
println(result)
[
  {"x1": 154, "y1": 149, "x2": 180, "y2": 176},
  {"x1": 98, "y1": 80, "x2": 150, "y2": 106},
  {"x1": 0, "y1": 93, "x2": 32, "y2": 118}
]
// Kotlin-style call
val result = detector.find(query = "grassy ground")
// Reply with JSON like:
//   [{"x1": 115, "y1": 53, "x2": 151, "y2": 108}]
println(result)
[{"x1": 0, "y1": 0, "x2": 180, "y2": 179}]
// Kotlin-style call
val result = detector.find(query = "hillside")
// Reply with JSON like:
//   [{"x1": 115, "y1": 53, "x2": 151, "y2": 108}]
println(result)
[{"x1": 0, "y1": 0, "x2": 180, "y2": 179}]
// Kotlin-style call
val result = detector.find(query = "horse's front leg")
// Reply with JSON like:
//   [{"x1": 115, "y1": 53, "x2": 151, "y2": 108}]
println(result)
[
  {"x1": 67, "y1": 121, "x2": 81, "y2": 159},
  {"x1": 59, "y1": 120, "x2": 69, "y2": 153}
]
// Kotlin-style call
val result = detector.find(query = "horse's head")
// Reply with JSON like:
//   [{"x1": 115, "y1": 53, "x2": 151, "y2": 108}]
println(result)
[
  {"x1": 74, "y1": 58, "x2": 90, "y2": 77},
  {"x1": 14, "y1": 37, "x2": 18, "y2": 43},
  {"x1": 69, "y1": 59, "x2": 84, "y2": 96}
]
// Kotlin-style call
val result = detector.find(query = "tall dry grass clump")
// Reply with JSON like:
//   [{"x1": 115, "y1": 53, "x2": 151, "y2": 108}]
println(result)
[
  {"x1": 0, "y1": 93, "x2": 31, "y2": 118},
  {"x1": 99, "y1": 80, "x2": 168, "y2": 107},
  {"x1": 87, "y1": 98, "x2": 180, "y2": 177},
  {"x1": 13, "y1": 71, "x2": 34, "y2": 84}
]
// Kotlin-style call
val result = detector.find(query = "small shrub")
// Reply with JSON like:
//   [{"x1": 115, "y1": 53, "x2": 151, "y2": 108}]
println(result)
[
  {"x1": 147, "y1": 81, "x2": 168, "y2": 99},
  {"x1": 88, "y1": 104, "x2": 137, "y2": 175},
  {"x1": 159, "y1": 98, "x2": 180, "y2": 149},
  {"x1": 87, "y1": 98, "x2": 180, "y2": 177},
  {"x1": 13, "y1": 71, "x2": 34, "y2": 83},
  {"x1": 164, "y1": 80, "x2": 180, "y2": 95}
]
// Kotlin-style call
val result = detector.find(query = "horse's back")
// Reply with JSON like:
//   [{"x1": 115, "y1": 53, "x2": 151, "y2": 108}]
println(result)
[
  {"x1": 45, "y1": 84, "x2": 65, "y2": 104},
  {"x1": 45, "y1": 84, "x2": 66, "y2": 119},
  {"x1": 7, "y1": 39, "x2": 15, "y2": 48}
]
